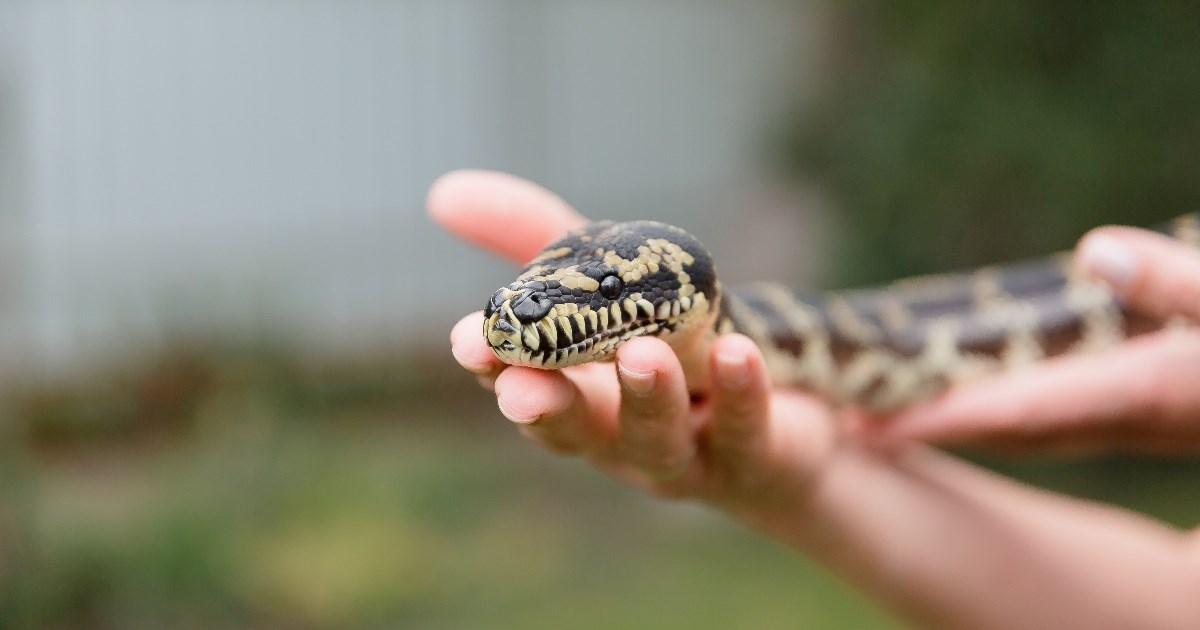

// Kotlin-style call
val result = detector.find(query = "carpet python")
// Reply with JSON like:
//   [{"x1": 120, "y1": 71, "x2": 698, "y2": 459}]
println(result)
[{"x1": 483, "y1": 215, "x2": 1200, "y2": 411}]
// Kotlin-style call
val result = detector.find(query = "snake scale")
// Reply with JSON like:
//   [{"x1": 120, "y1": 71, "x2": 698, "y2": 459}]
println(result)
[{"x1": 483, "y1": 214, "x2": 1200, "y2": 411}]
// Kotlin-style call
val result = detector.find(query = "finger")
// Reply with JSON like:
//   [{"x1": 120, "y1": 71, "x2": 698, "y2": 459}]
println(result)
[
  {"x1": 450, "y1": 312, "x2": 505, "y2": 380},
  {"x1": 1077, "y1": 224, "x2": 1200, "y2": 322},
  {"x1": 707, "y1": 336, "x2": 837, "y2": 505},
  {"x1": 871, "y1": 331, "x2": 1200, "y2": 447},
  {"x1": 584, "y1": 456, "x2": 696, "y2": 500},
  {"x1": 427, "y1": 170, "x2": 588, "y2": 264},
  {"x1": 494, "y1": 362, "x2": 619, "y2": 454},
  {"x1": 706, "y1": 334, "x2": 772, "y2": 468},
  {"x1": 614, "y1": 337, "x2": 695, "y2": 479}
]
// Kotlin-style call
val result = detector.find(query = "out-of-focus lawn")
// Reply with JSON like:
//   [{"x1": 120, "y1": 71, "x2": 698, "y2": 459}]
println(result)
[
  {"x1": 0, "y1": 346, "x2": 901, "y2": 629},
  {"x1": 4, "y1": 345, "x2": 1198, "y2": 629}
]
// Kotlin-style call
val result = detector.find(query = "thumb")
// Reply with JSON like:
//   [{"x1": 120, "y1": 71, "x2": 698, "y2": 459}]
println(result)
[
  {"x1": 1076, "y1": 218, "x2": 1200, "y2": 322},
  {"x1": 427, "y1": 170, "x2": 587, "y2": 264}
]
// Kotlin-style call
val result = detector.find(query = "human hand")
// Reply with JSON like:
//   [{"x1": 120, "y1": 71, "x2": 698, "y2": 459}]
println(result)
[
  {"x1": 431, "y1": 170, "x2": 838, "y2": 511},
  {"x1": 431, "y1": 175, "x2": 1200, "y2": 630},
  {"x1": 865, "y1": 224, "x2": 1200, "y2": 454}
]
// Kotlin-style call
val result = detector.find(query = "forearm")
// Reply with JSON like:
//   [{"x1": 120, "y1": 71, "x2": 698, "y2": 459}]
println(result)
[{"x1": 731, "y1": 446, "x2": 1200, "y2": 630}]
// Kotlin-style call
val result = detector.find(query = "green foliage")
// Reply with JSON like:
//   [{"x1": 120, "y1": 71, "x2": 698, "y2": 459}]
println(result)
[{"x1": 783, "y1": 1, "x2": 1200, "y2": 284}]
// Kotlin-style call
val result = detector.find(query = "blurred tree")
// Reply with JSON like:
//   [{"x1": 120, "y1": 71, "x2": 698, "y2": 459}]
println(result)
[{"x1": 782, "y1": 1, "x2": 1200, "y2": 285}]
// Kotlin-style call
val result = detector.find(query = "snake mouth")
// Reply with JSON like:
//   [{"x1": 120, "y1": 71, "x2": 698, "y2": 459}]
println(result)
[
  {"x1": 485, "y1": 296, "x2": 703, "y2": 369},
  {"x1": 498, "y1": 320, "x2": 663, "y2": 368}
]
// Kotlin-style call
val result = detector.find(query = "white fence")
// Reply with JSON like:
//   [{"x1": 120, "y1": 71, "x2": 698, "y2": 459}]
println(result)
[{"x1": 0, "y1": 0, "x2": 821, "y2": 375}]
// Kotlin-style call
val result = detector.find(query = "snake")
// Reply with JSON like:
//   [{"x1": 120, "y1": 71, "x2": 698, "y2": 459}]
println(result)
[{"x1": 482, "y1": 214, "x2": 1200, "y2": 412}]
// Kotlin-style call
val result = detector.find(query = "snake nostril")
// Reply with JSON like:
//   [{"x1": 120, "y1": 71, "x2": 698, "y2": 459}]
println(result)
[{"x1": 512, "y1": 292, "x2": 553, "y2": 324}]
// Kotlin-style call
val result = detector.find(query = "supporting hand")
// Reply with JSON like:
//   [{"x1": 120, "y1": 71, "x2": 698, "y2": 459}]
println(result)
[
  {"x1": 433, "y1": 170, "x2": 839, "y2": 510},
  {"x1": 868, "y1": 226, "x2": 1200, "y2": 453}
]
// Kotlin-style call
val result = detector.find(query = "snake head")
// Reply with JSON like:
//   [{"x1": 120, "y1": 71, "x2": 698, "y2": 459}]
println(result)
[{"x1": 483, "y1": 220, "x2": 719, "y2": 369}]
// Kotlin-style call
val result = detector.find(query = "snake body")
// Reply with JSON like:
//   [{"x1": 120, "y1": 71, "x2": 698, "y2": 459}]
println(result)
[{"x1": 483, "y1": 215, "x2": 1200, "y2": 411}]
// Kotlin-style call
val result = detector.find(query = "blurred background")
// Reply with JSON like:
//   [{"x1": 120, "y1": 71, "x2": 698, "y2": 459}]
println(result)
[{"x1": 2, "y1": 1, "x2": 1200, "y2": 628}]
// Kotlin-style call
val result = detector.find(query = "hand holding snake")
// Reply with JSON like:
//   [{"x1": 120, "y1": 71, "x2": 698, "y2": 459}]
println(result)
[
  {"x1": 453, "y1": 167, "x2": 1200, "y2": 446},
  {"x1": 438, "y1": 168, "x2": 1200, "y2": 465},
  {"x1": 871, "y1": 226, "x2": 1200, "y2": 452},
  {"x1": 433, "y1": 170, "x2": 1200, "y2": 629},
  {"x1": 437, "y1": 170, "x2": 833, "y2": 501}
]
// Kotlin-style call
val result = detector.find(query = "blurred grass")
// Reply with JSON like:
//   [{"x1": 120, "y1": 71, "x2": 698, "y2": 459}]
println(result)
[
  {"x1": 0, "y1": 345, "x2": 901, "y2": 629},
  {"x1": 3, "y1": 344, "x2": 1198, "y2": 629}
]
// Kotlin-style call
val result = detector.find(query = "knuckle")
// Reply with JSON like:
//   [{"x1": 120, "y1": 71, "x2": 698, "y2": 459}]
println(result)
[
  {"x1": 621, "y1": 440, "x2": 694, "y2": 476},
  {"x1": 624, "y1": 395, "x2": 674, "y2": 422},
  {"x1": 648, "y1": 452, "x2": 695, "y2": 477},
  {"x1": 715, "y1": 398, "x2": 758, "y2": 425},
  {"x1": 712, "y1": 400, "x2": 767, "y2": 441}
]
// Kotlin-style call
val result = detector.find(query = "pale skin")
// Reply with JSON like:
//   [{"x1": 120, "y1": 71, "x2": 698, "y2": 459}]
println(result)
[{"x1": 431, "y1": 170, "x2": 1200, "y2": 630}]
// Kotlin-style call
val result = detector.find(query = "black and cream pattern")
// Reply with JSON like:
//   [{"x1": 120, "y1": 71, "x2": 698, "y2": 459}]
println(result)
[
  {"x1": 484, "y1": 221, "x2": 719, "y2": 370},
  {"x1": 484, "y1": 215, "x2": 1200, "y2": 411}
]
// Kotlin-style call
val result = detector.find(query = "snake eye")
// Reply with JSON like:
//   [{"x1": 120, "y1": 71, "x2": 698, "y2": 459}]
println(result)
[{"x1": 599, "y1": 274, "x2": 624, "y2": 300}]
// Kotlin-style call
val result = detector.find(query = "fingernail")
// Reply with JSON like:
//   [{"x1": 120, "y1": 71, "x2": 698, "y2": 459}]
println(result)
[
  {"x1": 618, "y1": 364, "x2": 657, "y2": 397},
  {"x1": 497, "y1": 395, "x2": 538, "y2": 424},
  {"x1": 715, "y1": 351, "x2": 750, "y2": 390},
  {"x1": 1081, "y1": 234, "x2": 1139, "y2": 293}
]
